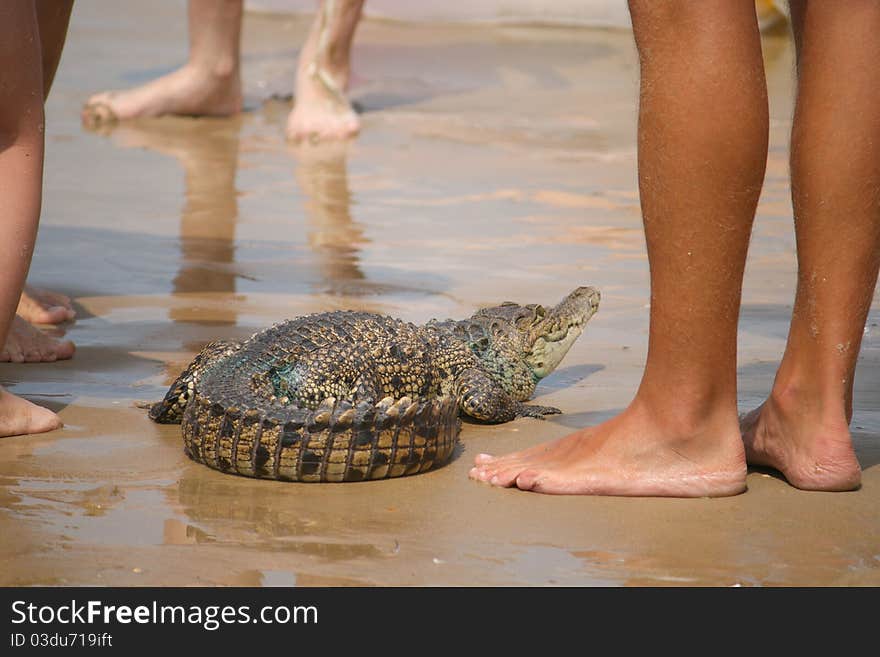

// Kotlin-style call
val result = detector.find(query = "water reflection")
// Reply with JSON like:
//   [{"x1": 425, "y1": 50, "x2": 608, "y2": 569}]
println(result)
[
  {"x1": 170, "y1": 125, "x2": 240, "y2": 314},
  {"x1": 99, "y1": 114, "x2": 372, "y2": 326},
  {"x1": 171, "y1": 472, "x2": 397, "y2": 564},
  {"x1": 104, "y1": 118, "x2": 243, "y2": 328},
  {"x1": 293, "y1": 141, "x2": 368, "y2": 295}
]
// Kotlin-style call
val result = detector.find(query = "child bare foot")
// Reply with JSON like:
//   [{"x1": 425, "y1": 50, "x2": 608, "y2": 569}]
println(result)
[
  {"x1": 17, "y1": 285, "x2": 75, "y2": 324},
  {"x1": 82, "y1": 64, "x2": 243, "y2": 127},
  {"x1": 0, "y1": 386, "x2": 61, "y2": 437},
  {"x1": 0, "y1": 316, "x2": 75, "y2": 363},
  {"x1": 469, "y1": 402, "x2": 748, "y2": 497},
  {"x1": 740, "y1": 392, "x2": 861, "y2": 492}
]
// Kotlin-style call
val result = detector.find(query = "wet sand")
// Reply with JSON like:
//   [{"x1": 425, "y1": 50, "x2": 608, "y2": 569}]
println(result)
[{"x1": 2, "y1": 2, "x2": 878, "y2": 587}]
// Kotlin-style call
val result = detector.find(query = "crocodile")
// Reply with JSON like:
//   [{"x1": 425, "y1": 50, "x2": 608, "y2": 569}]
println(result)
[{"x1": 148, "y1": 286, "x2": 600, "y2": 482}]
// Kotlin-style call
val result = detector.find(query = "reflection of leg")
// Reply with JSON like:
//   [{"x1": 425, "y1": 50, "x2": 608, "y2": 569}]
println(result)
[
  {"x1": 294, "y1": 142, "x2": 366, "y2": 288},
  {"x1": 103, "y1": 120, "x2": 241, "y2": 312},
  {"x1": 741, "y1": 1, "x2": 880, "y2": 491},
  {"x1": 471, "y1": 1, "x2": 768, "y2": 497},
  {"x1": 287, "y1": 0, "x2": 365, "y2": 142},
  {"x1": 0, "y1": 1, "x2": 62, "y2": 436},
  {"x1": 172, "y1": 129, "x2": 239, "y2": 308},
  {"x1": 82, "y1": 0, "x2": 243, "y2": 125},
  {"x1": 105, "y1": 119, "x2": 241, "y2": 324}
]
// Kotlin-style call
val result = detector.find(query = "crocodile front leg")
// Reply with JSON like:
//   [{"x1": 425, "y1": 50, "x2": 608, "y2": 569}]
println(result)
[{"x1": 454, "y1": 368, "x2": 561, "y2": 423}]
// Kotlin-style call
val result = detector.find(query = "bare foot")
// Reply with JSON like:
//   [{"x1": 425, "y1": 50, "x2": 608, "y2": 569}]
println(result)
[
  {"x1": 0, "y1": 386, "x2": 61, "y2": 437},
  {"x1": 82, "y1": 64, "x2": 242, "y2": 127},
  {"x1": 287, "y1": 72, "x2": 360, "y2": 142},
  {"x1": 0, "y1": 316, "x2": 76, "y2": 363},
  {"x1": 286, "y1": 20, "x2": 360, "y2": 142},
  {"x1": 469, "y1": 402, "x2": 747, "y2": 497},
  {"x1": 17, "y1": 285, "x2": 76, "y2": 324},
  {"x1": 740, "y1": 391, "x2": 861, "y2": 492}
]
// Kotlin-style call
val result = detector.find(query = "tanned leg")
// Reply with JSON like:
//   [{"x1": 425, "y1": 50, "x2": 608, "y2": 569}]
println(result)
[
  {"x1": 82, "y1": 0, "x2": 243, "y2": 125},
  {"x1": 470, "y1": 0, "x2": 768, "y2": 496},
  {"x1": 15, "y1": 0, "x2": 78, "y2": 327},
  {"x1": 740, "y1": 0, "x2": 880, "y2": 491},
  {"x1": 0, "y1": 1, "x2": 63, "y2": 435},
  {"x1": 287, "y1": 0, "x2": 365, "y2": 142},
  {"x1": 36, "y1": 0, "x2": 73, "y2": 99}
]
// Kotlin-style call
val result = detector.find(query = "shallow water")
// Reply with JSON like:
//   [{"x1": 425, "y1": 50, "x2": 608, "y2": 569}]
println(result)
[{"x1": 1, "y1": 1, "x2": 878, "y2": 587}]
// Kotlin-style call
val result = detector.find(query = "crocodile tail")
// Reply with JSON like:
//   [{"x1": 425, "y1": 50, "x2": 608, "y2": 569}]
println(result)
[
  {"x1": 181, "y1": 394, "x2": 461, "y2": 482},
  {"x1": 149, "y1": 340, "x2": 240, "y2": 424}
]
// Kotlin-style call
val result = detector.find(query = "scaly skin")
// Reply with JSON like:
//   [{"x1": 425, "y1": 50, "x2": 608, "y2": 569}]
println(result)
[{"x1": 149, "y1": 287, "x2": 600, "y2": 482}]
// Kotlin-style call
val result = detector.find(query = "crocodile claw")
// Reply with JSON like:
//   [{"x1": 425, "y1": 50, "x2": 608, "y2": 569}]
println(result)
[{"x1": 516, "y1": 404, "x2": 562, "y2": 420}]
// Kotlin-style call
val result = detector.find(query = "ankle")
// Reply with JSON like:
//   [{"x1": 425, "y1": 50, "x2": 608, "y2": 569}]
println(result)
[
  {"x1": 633, "y1": 382, "x2": 740, "y2": 433},
  {"x1": 184, "y1": 58, "x2": 239, "y2": 87},
  {"x1": 628, "y1": 393, "x2": 740, "y2": 445},
  {"x1": 321, "y1": 45, "x2": 352, "y2": 79},
  {"x1": 768, "y1": 378, "x2": 850, "y2": 429}
]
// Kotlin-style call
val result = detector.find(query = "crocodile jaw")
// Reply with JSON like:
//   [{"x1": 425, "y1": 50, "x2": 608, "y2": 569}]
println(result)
[{"x1": 524, "y1": 286, "x2": 600, "y2": 379}]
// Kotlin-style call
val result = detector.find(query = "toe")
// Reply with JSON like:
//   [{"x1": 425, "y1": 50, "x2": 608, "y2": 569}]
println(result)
[
  {"x1": 24, "y1": 348, "x2": 44, "y2": 363},
  {"x1": 514, "y1": 469, "x2": 543, "y2": 491},
  {"x1": 30, "y1": 405, "x2": 62, "y2": 434},
  {"x1": 50, "y1": 305, "x2": 76, "y2": 322},
  {"x1": 468, "y1": 465, "x2": 494, "y2": 482},
  {"x1": 53, "y1": 340, "x2": 75, "y2": 361},
  {"x1": 488, "y1": 466, "x2": 524, "y2": 487},
  {"x1": 82, "y1": 98, "x2": 118, "y2": 127},
  {"x1": 36, "y1": 306, "x2": 74, "y2": 324}
]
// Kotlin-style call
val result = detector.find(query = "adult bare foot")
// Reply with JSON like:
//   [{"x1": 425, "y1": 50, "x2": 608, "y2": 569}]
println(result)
[
  {"x1": 17, "y1": 285, "x2": 75, "y2": 324},
  {"x1": 740, "y1": 391, "x2": 861, "y2": 492},
  {"x1": 469, "y1": 402, "x2": 747, "y2": 497},
  {"x1": 0, "y1": 316, "x2": 75, "y2": 363},
  {"x1": 82, "y1": 64, "x2": 242, "y2": 127},
  {"x1": 286, "y1": 0, "x2": 363, "y2": 142},
  {"x1": 0, "y1": 386, "x2": 61, "y2": 437},
  {"x1": 287, "y1": 64, "x2": 359, "y2": 142}
]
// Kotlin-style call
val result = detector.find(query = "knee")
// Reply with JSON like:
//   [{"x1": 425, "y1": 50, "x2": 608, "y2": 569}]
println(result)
[{"x1": 0, "y1": 106, "x2": 45, "y2": 152}]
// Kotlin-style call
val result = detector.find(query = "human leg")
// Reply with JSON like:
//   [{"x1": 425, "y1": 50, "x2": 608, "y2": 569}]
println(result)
[
  {"x1": 36, "y1": 0, "x2": 74, "y2": 98},
  {"x1": 287, "y1": 0, "x2": 365, "y2": 142},
  {"x1": 470, "y1": 0, "x2": 769, "y2": 496},
  {"x1": 82, "y1": 0, "x2": 243, "y2": 125},
  {"x1": 740, "y1": 0, "x2": 880, "y2": 491},
  {"x1": 0, "y1": 0, "x2": 63, "y2": 435},
  {"x1": 14, "y1": 1, "x2": 78, "y2": 326}
]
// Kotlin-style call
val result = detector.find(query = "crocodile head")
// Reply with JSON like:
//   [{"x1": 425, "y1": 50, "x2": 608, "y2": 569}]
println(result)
[{"x1": 471, "y1": 286, "x2": 600, "y2": 380}]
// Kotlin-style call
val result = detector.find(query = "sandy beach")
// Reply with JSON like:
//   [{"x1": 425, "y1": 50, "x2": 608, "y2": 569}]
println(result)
[{"x1": 1, "y1": 1, "x2": 878, "y2": 587}]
